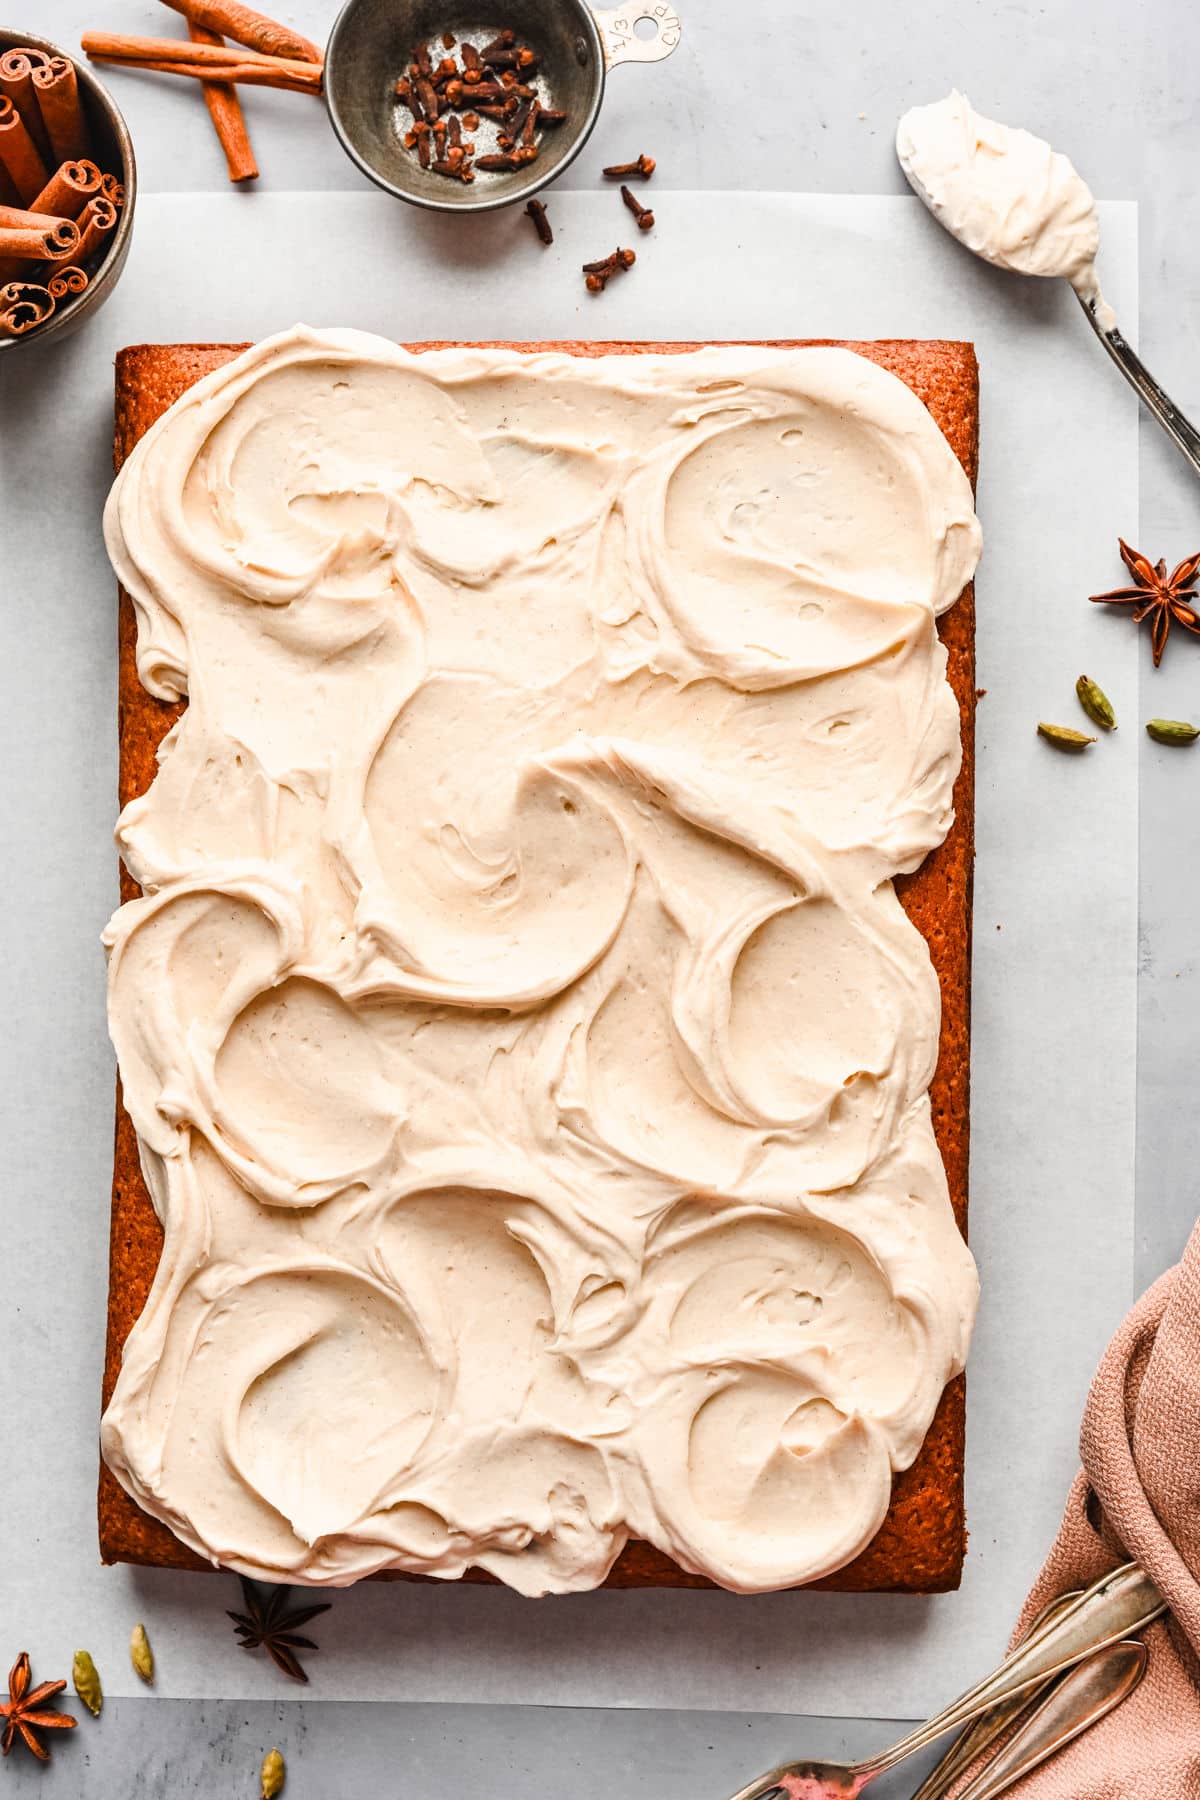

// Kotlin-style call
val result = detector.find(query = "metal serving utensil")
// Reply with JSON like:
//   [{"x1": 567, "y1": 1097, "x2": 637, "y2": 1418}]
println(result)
[
  {"x1": 906, "y1": 1589, "x2": 1085, "y2": 1800},
  {"x1": 947, "y1": 1637, "x2": 1148, "y2": 1800},
  {"x1": 723, "y1": 1562, "x2": 1165, "y2": 1800},
  {"x1": 1077, "y1": 295, "x2": 1200, "y2": 482}
]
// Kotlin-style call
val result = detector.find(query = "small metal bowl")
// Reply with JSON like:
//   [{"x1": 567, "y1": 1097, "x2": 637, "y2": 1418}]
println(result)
[
  {"x1": 325, "y1": 0, "x2": 681, "y2": 214},
  {"x1": 0, "y1": 26, "x2": 136, "y2": 354}
]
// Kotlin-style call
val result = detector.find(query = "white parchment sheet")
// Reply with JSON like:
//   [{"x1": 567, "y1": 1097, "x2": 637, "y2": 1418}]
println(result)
[{"x1": 0, "y1": 191, "x2": 1138, "y2": 1717}]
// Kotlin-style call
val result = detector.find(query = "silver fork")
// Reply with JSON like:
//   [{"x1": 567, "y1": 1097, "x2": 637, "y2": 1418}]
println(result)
[{"x1": 724, "y1": 1562, "x2": 1165, "y2": 1800}]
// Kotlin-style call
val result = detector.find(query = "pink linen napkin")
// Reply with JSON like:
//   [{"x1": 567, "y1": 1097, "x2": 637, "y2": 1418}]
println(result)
[{"x1": 949, "y1": 1216, "x2": 1200, "y2": 1796}]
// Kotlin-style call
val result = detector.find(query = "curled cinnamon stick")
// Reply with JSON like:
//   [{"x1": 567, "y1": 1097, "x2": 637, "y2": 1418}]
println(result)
[
  {"x1": 100, "y1": 171, "x2": 126, "y2": 208},
  {"x1": 45, "y1": 262, "x2": 88, "y2": 299},
  {"x1": 0, "y1": 279, "x2": 54, "y2": 337},
  {"x1": 188, "y1": 22, "x2": 258, "y2": 182},
  {"x1": 156, "y1": 0, "x2": 323, "y2": 65},
  {"x1": 0, "y1": 94, "x2": 50, "y2": 205},
  {"x1": 0, "y1": 48, "x2": 54, "y2": 165},
  {"x1": 33, "y1": 57, "x2": 91, "y2": 164},
  {"x1": 30, "y1": 159, "x2": 104, "y2": 220},
  {"x1": 74, "y1": 193, "x2": 118, "y2": 262}
]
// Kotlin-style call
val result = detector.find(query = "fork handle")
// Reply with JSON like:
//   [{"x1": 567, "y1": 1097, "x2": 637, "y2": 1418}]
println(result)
[
  {"x1": 1077, "y1": 293, "x2": 1200, "y2": 480},
  {"x1": 855, "y1": 1562, "x2": 1165, "y2": 1779}
]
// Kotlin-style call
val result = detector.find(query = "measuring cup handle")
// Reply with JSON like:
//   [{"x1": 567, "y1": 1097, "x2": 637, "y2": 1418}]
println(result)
[{"x1": 591, "y1": 3, "x2": 683, "y2": 68}]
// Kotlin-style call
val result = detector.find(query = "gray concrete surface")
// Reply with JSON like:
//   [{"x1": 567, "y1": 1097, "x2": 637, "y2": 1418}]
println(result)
[{"x1": 4, "y1": 0, "x2": 1200, "y2": 1791}]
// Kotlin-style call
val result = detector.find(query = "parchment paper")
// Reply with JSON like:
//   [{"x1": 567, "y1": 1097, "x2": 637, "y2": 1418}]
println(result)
[{"x1": 0, "y1": 190, "x2": 1138, "y2": 1716}]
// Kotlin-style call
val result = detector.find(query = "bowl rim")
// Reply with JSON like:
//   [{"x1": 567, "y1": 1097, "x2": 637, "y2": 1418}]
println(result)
[
  {"x1": 323, "y1": 0, "x2": 605, "y2": 214},
  {"x1": 0, "y1": 26, "x2": 137, "y2": 353}
]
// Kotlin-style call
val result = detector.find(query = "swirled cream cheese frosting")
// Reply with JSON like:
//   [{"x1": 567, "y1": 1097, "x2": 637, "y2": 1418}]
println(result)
[
  {"x1": 897, "y1": 90, "x2": 1116, "y2": 332},
  {"x1": 100, "y1": 325, "x2": 981, "y2": 1595}
]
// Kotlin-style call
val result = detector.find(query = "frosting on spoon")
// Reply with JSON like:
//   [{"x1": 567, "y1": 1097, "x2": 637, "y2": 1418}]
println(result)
[
  {"x1": 897, "y1": 89, "x2": 1116, "y2": 331},
  {"x1": 101, "y1": 325, "x2": 981, "y2": 1594}
]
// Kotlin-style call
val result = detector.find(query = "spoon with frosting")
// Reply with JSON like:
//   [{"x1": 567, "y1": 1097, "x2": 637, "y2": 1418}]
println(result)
[{"x1": 896, "y1": 90, "x2": 1200, "y2": 480}]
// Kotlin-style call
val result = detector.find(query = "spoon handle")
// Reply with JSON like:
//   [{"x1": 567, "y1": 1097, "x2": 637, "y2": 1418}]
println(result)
[
  {"x1": 1078, "y1": 293, "x2": 1200, "y2": 480},
  {"x1": 952, "y1": 1639, "x2": 1148, "y2": 1800},
  {"x1": 856, "y1": 1561, "x2": 1164, "y2": 1778},
  {"x1": 906, "y1": 1589, "x2": 1084, "y2": 1800}
]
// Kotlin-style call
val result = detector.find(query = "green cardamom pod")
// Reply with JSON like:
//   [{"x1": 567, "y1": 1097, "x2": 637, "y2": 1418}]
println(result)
[
  {"x1": 1076, "y1": 674, "x2": 1117, "y2": 730},
  {"x1": 1037, "y1": 722, "x2": 1095, "y2": 751},
  {"x1": 261, "y1": 1746, "x2": 286, "y2": 1799},
  {"x1": 73, "y1": 1649, "x2": 103, "y2": 1717},
  {"x1": 1146, "y1": 717, "x2": 1200, "y2": 745},
  {"x1": 129, "y1": 1622, "x2": 154, "y2": 1685}
]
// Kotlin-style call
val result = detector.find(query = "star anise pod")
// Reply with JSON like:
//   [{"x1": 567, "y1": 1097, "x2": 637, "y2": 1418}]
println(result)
[
  {"x1": 1091, "y1": 538, "x2": 1200, "y2": 666},
  {"x1": 0, "y1": 1652, "x2": 77, "y2": 1762},
  {"x1": 227, "y1": 1578, "x2": 331, "y2": 1684}
]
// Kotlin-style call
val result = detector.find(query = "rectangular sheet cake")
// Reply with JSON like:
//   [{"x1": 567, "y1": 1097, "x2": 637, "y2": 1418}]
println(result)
[{"x1": 100, "y1": 335, "x2": 979, "y2": 1594}]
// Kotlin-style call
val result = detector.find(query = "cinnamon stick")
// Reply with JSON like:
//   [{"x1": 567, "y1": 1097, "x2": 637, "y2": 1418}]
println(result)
[
  {"x1": 32, "y1": 57, "x2": 91, "y2": 164},
  {"x1": 0, "y1": 217, "x2": 78, "y2": 261},
  {"x1": 100, "y1": 171, "x2": 126, "y2": 208},
  {"x1": 30, "y1": 159, "x2": 103, "y2": 220},
  {"x1": 0, "y1": 94, "x2": 49, "y2": 204},
  {"x1": 155, "y1": 0, "x2": 323, "y2": 64},
  {"x1": 84, "y1": 54, "x2": 321, "y2": 96},
  {"x1": 82, "y1": 32, "x2": 310, "y2": 71},
  {"x1": 74, "y1": 194, "x2": 118, "y2": 262},
  {"x1": 0, "y1": 279, "x2": 53, "y2": 337},
  {"x1": 188, "y1": 22, "x2": 258, "y2": 182},
  {"x1": 0, "y1": 203, "x2": 77, "y2": 233},
  {"x1": 0, "y1": 165, "x2": 101, "y2": 287},
  {"x1": 45, "y1": 262, "x2": 88, "y2": 299},
  {"x1": 0, "y1": 48, "x2": 54, "y2": 166}
]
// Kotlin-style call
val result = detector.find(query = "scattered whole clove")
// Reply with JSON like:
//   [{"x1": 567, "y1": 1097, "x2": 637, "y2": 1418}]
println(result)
[
  {"x1": 620, "y1": 183, "x2": 654, "y2": 230},
  {"x1": 583, "y1": 246, "x2": 636, "y2": 292},
  {"x1": 582, "y1": 247, "x2": 636, "y2": 272},
  {"x1": 525, "y1": 197, "x2": 552, "y2": 244},
  {"x1": 603, "y1": 152, "x2": 655, "y2": 179}
]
